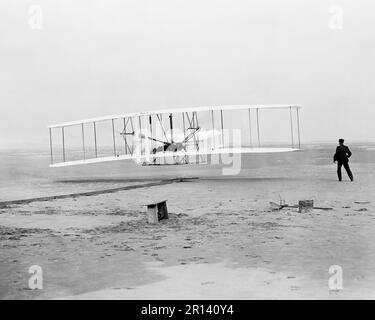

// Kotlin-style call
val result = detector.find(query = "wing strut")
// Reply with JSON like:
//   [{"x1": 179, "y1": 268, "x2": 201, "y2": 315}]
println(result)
[
  {"x1": 138, "y1": 116, "x2": 143, "y2": 155},
  {"x1": 121, "y1": 117, "x2": 135, "y2": 155},
  {"x1": 248, "y1": 108, "x2": 252, "y2": 148},
  {"x1": 289, "y1": 106, "x2": 294, "y2": 148},
  {"x1": 169, "y1": 113, "x2": 174, "y2": 143},
  {"x1": 297, "y1": 108, "x2": 301, "y2": 149},
  {"x1": 93, "y1": 122, "x2": 98, "y2": 158},
  {"x1": 81, "y1": 123, "x2": 86, "y2": 160},
  {"x1": 220, "y1": 110, "x2": 224, "y2": 147},
  {"x1": 49, "y1": 128, "x2": 53, "y2": 164},
  {"x1": 256, "y1": 108, "x2": 260, "y2": 147},
  {"x1": 111, "y1": 119, "x2": 116, "y2": 156},
  {"x1": 62, "y1": 127, "x2": 65, "y2": 162},
  {"x1": 211, "y1": 109, "x2": 215, "y2": 149}
]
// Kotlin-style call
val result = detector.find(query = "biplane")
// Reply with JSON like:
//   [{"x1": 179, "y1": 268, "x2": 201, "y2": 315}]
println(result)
[{"x1": 48, "y1": 105, "x2": 301, "y2": 168}]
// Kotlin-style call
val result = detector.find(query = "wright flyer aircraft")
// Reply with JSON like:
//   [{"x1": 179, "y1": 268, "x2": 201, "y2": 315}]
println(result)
[{"x1": 48, "y1": 105, "x2": 302, "y2": 168}]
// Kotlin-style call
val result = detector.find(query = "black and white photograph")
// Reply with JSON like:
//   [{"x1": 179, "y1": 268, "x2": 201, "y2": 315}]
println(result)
[{"x1": 1, "y1": 0, "x2": 375, "y2": 305}]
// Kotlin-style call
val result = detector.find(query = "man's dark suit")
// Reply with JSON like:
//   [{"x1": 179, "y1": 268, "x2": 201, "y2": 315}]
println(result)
[{"x1": 333, "y1": 145, "x2": 353, "y2": 181}]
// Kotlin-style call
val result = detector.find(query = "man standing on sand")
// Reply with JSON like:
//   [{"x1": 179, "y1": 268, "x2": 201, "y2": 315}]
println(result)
[{"x1": 333, "y1": 138, "x2": 354, "y2": 181}]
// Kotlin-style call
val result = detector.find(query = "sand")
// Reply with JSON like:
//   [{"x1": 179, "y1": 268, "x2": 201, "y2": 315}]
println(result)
[{"x1": 1, "y1": 148, "x2": 375, "y2": 299}]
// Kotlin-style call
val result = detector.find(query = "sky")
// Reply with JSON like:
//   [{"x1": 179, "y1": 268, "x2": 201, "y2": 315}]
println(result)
[{"x1": 0, "y1": 0, "x2": 375, "y2": 148}]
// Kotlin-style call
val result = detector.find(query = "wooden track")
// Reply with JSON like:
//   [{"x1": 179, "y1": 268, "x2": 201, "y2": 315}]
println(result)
[{"x1": 0, "y1": 178, "x2": 196, "y2": 208}]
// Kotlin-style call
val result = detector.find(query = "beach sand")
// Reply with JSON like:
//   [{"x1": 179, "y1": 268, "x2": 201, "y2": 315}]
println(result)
[{"x1": 1, "y1": 146, "x2": 375, "y2": 299}]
